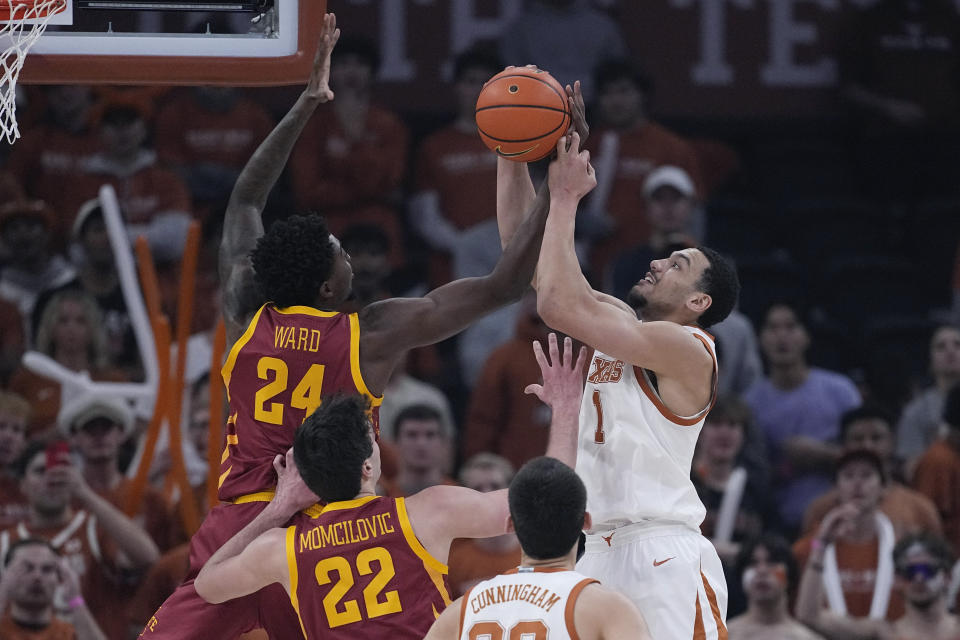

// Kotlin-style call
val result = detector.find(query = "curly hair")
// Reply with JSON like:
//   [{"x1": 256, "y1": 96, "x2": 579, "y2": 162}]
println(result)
[
  {"x1": 696, "y1": 246, "x2": 740, "y2": 328},
  {"x1": 250, "y1": 215, "x2": 336, "y2": 309}
]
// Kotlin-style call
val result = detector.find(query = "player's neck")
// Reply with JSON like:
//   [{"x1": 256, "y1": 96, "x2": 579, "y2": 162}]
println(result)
[
  {"x1": 518, "y1": 549, "x2": 576, "y2": 571},
  {"x1": 747, "y1": 599, "x2": 790, "y2": 626},
  {"x1": 768, "y1": 361, "x2": 808, "y2": 390},
  {"x1": 10, "y1": 602, "x2": 53, "y2": 627}
]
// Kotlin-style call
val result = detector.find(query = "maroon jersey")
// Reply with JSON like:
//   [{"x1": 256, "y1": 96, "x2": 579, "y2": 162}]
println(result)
[
  {"x1": 219, "y1": 304, "x2": 382, "y2": 501},
  {"x1": 286, "y1": 496, "x2": 451, "y2": 639}
]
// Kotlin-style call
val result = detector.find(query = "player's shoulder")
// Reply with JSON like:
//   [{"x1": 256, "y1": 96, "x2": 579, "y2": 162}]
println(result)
[{"x1": 573, "y1": 582, "x2": 644, "y2": 639}]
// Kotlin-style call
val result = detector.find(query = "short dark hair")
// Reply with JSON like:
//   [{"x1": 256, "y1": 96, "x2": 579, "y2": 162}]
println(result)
[
  {"x1": 250, "y1": 215, "x2": 336, "y2": 308},
  {"x1": 695, "y1": 246, "x2": 740, "y2": 328},
  {"x1": 453, "y1": 48, "x2": 503, "y2": 82},
  {"x1": 840, "y1": 404, "x2": 894, "y2": 443},
  {"x1": 509, "y1": 457, "x2": 585, "y2": 560},
  {"x1": 944, "y1": 384, "x2": 960, "y2": 430},
  {"x1": 334, "y1": 35, "x2": 380, "y2": 74},
  {"x1": 706, "y1": 395, "x2": 751, "y2": 428},
  {"x1": 341, "y1": 224, "x2": 389, "y2": 256},
  {"x1": 4, "y1": 538, "x2": 58, "y2": 567},
  {"x1": 594, "y1": 58, "x2": 654, "y2": 98},
  {"x1": 760, "y1": 301, "x2": 808, "y2": 330},
  {"x1": 835, "y1": 448, "x2": 887, "y2": 485},
  {"x1": 893, "y1": 532, "x2": 955, "y2": 573},
  {"x1": 293, "y1": 395, "x2": 373, "y2": 503},
  {"x1": 735, "y1": 534, "x2": 799, "y2": 594},
  {"x1": 15, "y1": 441, "x2": 47, "y2": 479},
  {"x1": 393, "y1": 404, "x2": 444, "y2": 439}
]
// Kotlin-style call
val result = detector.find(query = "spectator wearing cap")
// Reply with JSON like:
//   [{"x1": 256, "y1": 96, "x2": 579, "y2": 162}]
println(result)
[
  {"x1": 59, "y1": 392, "x2": 174, "y2": 552},
  {"x1": 727, "y1": 535, "x2": 825, "y2": 639},
  {"x1": 0, "y1": 392, "x2": 29, "y2": 530},
  {"x1": 0, "y1": 538, "x2": 108, "y2": 640},
  {"x1": 746, "y1": 303, "x2": 862, "y2": 536},
  {"x1": 913, "y1": 384, "x2": 960, "y2": 555},
  {"x1": 582, "y1": 58, "x2": 704, "y2": 276},
  {"x1": 31, "y1": 198, "x2": 140, "y2": 376},
  {"x1": 803, "y1": 405, "x2": 942, "y2": 541},
  {"x1": 446, "y1": 453, "x2": 521, "y2": 599},
  {"x1": 898, "y1": 326, "x2": 960, "y2": 475},
  {"x1": 793, "y1": 450, "x2": 904, "y2": 622},
  {"x1": 62, "y1": 96, "x2": 194, "y2": 262},
  {"x1": 0, "y1": 200, "x2": 76, "y2": 329},
  {"x1": 9, "y1": 290, "x2": 127, "y2": 440},
  {"x1": 1, "y1": 441, "x2": 159, "y2": 640}
]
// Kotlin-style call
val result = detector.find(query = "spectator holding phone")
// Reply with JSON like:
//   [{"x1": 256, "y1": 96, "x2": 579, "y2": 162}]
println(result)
[{"x1": 0, "y1": 538, "x2": 107, "y2": 640}]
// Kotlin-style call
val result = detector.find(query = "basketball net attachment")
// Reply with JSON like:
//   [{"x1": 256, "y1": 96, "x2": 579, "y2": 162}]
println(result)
[{"x1": 0, "y1": 0, "x2": 66, "y2": 144}]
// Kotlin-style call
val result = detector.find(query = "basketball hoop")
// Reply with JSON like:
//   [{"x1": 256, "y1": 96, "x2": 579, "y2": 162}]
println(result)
[{"x1": 0, "y1": 0, "x2": 66, "y2": 144}]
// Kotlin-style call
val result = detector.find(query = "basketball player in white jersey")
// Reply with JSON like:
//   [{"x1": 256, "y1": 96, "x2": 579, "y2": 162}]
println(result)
[
  {"x1": 496, "y1": 106, "x2": 740, "y2": 636},
  {"x1": 424, "y1": 456, "x2": 648, "y2": 640}
]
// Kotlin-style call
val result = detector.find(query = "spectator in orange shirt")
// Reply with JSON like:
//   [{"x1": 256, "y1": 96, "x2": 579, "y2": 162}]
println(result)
[
  {"x1": 383, "y1": 404, "x2": 456, "y2": 498},
  {"x1": 154, "y1": 87, "x2": 274, "y2": 215},
  {"x1": 447, "y1": 453, "x2": 521, "y2": 598},
  {"x1": 0, "y1": 392, "x2": 29, "y2": 530},
  {"x1": 913, "y1": 384, "x2": 960, "y2": 554},
  {"x1": 794, "y1": 450, "x2": 904, "y2": 623},
  {"x1": 289, "y1": 35, "x2": 408, "y2": 265},
  {"x1": 1, "y1": 442, "x2": 159, "y2": 640},
  {"x1": 0, "y1": 538, "x2": 107, "y2": 640},
  {"x1": 410, "y1": 49, "x2": 501, "y2": 286},
  {"x1": 583, "y1": 58, "x2": 703, "y2": 276},
  {"x1": 461, "y1": 294, "x2": 553, "y2": 470},
  {"x1": 804, "y1": 405, "x2": 942, "y2": 541},
  {"x1": 9, "y1": 290, "x2": 127, "y2": 439},
  {"x1": 58, "y1": 393, "x2": 174, "y2": 551}
]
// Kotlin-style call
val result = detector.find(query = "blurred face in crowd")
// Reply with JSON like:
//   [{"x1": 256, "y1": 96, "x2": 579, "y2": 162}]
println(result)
[
  {"x1": 21, "y1": 452, "x2": 70, "y2": 516},
  {"x1": 101, "y1": 111, "x2": 147, "y2": 158},
  {"x1": 700, "y1": 415, "x2": 744, "y2": 465},
  {"x1": 461, "y1": 466, "x2": 510, "y2": 494},
  {"x1": 930, "y1": 326, "x2": 960, "y2": 380},
  {"x1": 759, "y1": 305, "x2": 809, "y2": 368},
  {"x1": 194, "y1": 86, "x2": 238, "y2": 112},
  {"x1": 52, "y1": 300, "x2": 92, "y2": 354},
  {"x1": 597, "y1": 78, "x2": 645, "y2": 130},
  {"x1": 837, "y1": 460, "x2": 883, "y2": 513},
  {"x1": 330, "y1": 54, "x2": 373, "y2": 95},
  {"x1": 345, "y1": 243, "x2": 389, "y2": 295},
  {"x1": 456, "y1": 65, "x2": 496, "y2": 119},
  {"x1": 46, "y1": 85, "x2": 93, "y2": 127},
  {"x1": 7, "y1": 543, "x2": 59, "y2": 611},
  {"x1": 396, "y1": 417, "x2": 446, "y2": 474},
  {"x1": 2, "y1": 217, "x2": 48, "y2": 266},
  {"x1": 627, "y1": 248, "x2": 710, "y2": 322},
  {"x1": 742, "y1": 545, "x2": 788, "y2": 606},
  {"x1": 646, "y1": 186, "x2": 694, "y2": 236},
  {"x1": 0, "y1": 409, "x2": 27, "y2": 468},
  {"x1": 843, "y1": 418, "x2": 893, "y2": 462},
  {"x1": 72, "y1": 417, "x2": 123, "y2": 465},
  {"x1": 79, "y1": 216, "x2": 113, "y2": 268},
  {"x1": 190, "y1": 383, "x2": 210, "y2": 458},
  {"x1": 895, "y1": 543, "x2": 948, "y2": 609}
]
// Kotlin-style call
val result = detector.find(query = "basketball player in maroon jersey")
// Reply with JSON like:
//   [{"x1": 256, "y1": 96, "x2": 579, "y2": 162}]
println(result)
[
  {"x1": 143, "y1": 12, "x2": 553, "y2": 640},
  {"x1": 194, "y1": 334, "x2": 586, "y2": 639}
]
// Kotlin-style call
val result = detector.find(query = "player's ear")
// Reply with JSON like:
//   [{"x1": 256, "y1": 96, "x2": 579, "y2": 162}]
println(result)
[
  {"x1": 505, "y1": 515, "x2": 515, "y2": 534},
  {"x1": 687, "y1": 292, "x2": 711, "y2": 316},
  {"x1": 583, "y1": 511, "x2": 593, "y2": 531}
]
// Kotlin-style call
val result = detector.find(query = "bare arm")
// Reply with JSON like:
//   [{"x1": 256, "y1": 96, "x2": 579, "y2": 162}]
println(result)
[
  {"x1": 59, "y1": 559, "x2": 108, "y2": 640},
  {"x1": 423, "y1": 595, "x2": 463, "y2": 640},
  {"x1": 496, "y1": 157, "x2": 537, "y2": 249},
  {"x1": 219, "y1": 13, "x2": 339, "y2": 340}
]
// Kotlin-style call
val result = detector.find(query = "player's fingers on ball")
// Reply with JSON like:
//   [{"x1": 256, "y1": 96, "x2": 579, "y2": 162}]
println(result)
[{"x1": 570, "y1": 131, "x2": 581, "y2": 150}]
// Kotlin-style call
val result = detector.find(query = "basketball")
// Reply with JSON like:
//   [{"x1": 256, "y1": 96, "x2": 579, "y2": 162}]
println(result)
[{"x1": 475, "y1": 67, "x2": 571, "y2": 162}]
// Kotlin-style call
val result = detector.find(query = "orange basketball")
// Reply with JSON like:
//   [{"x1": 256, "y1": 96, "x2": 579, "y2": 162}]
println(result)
[{"x1": 475, "y1": 68, "x2": 571, "y2": 162}]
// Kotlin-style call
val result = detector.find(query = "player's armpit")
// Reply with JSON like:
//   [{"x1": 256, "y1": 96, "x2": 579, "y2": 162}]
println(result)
[
  {"x1": 220, "y1": 259, "x2": 263, "y2": 342},
  {"x1": 404, "y1": 486, "x2": 510, "y2": 563},
  {"x1": 194, "y1": 528, "x2": 288, "y2": 604},
  {"x1": 575, "y1": 584, "x2": 651, "y2": 640},
  {"x1": 422, "y1": 595, "x2": 463, "y2": 640}
]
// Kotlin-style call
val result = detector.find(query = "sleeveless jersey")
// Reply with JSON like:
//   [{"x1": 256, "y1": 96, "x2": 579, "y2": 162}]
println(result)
[
  {"x1": 576, "y1": 325, "x2": 718, "y2": 532},
  {"x1": 286, "y1": 496, "x2": 451, "y2": 639},
  {"x1": 458, "y1": 568, "x2": 598, "y2": 640},
  {"x1": 218, "y1": 304, "x2": 382, "y2": 501}
]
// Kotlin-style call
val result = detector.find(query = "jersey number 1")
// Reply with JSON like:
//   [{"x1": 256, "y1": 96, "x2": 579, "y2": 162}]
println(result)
[
  {"x1": 254, "y1": 357, "x2": 325, "y2": 425},
  {"x1": 469, "y1": 620, "x2": 548, "y2": 640},
  {"x1": 592, "y1": 390, "x2": 605, "y2": 444}
]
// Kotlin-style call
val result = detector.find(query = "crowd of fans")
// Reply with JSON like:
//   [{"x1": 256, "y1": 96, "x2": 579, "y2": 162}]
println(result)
[{"x1": 0, "y1": 0, "x2": 958, "y2": 638}]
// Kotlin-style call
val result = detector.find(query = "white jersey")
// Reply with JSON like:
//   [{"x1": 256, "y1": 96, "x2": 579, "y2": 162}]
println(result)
[
  {"x1": 458, "y1": 567, "x2": 598, "y2": 640},
  {"x1": 576, "y1": 325, "x2": 717, "y2": 532}
]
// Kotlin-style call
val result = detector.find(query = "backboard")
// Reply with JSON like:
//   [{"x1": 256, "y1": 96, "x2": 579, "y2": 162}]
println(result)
[{"x1": 9, "y1": 0, "x2": 325, "y2": 85}]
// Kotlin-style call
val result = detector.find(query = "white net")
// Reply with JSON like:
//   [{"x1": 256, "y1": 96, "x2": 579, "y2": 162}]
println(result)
[{"x1": 0, "y1": 0, "x2": 65, "y2": 144}]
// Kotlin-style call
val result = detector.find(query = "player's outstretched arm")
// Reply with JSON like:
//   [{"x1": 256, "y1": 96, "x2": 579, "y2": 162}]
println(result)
[
  {"x1": 195, "y1": 450, "x2": 319, "y2": 603},
  {"x1": 219, "y1": 13, "x2": 339, "y2": 340},
  {"x1": 575, "y1": 583, "x2": 651, "y2": 640},
  {"x1": 422, "y1": 595, "x2": 462, "y2": 640},
  {"x1": 525, "y1": 333, "x2": 587, "y2": 468}
]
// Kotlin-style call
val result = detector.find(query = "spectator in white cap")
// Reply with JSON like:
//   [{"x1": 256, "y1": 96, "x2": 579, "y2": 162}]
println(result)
[{"x1": 59, "y1": 392, "x2": 174, "y2": 551}]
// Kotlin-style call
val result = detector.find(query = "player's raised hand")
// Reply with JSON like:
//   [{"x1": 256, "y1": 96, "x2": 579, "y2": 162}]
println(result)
[
  {"x1": 271, "y1": 448, "x2": 320, "y2": 516},
  {"x1": 548, "y1": 131, "x2": 596, "y2": 201},
  {"x1": 525, "y1": 333, "x2": 587, "y2": 413},
  {"x1": 305, "y1": 12, "x2": 340, "y2": 102},
  {"x1": 565, "y1": 81, "x2": 589, "y2": 151}
]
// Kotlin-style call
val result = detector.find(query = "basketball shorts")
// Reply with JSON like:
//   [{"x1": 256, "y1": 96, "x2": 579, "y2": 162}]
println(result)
[
  {"x1": 140, "y1": 500, "x2": 304, "y2": 640},
  {"x1": 576, "y1": 523, "x2": 728, "y2": 640}
]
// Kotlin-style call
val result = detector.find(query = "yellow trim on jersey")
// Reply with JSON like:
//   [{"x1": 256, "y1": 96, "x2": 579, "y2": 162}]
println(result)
[
  {"x1": 220, "y1": 447, "x2": 230, "y2": 464},
  {"x1": 218, "y1": 466, "x2": 232, "y2": 488},
  {"x1": 226, "y1": 434, "x2": 238, "y2": 445},
  {"x1": 221, "y1": 304, "x2": 267, "y2": 395},
  {"x1": 285, "y1": 526, "x2": 309, "y2": 638},
  {"x1": 232, "y1": 490, "x2": 276, "y2": 504},
  {"x1": 348, "y1": 313, "x2": 383, "y2": 407},
  {"x1": 395, "y1": 497, "x2": 451, "y2": 606},
  {"x1": 274, "y1": 305, "x2": 341, "y2": 318},
  {"x1": 320, "y1": 495, "x2": 379, "y2": 514}
]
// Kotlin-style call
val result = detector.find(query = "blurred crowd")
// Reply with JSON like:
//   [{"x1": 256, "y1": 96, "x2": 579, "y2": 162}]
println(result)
[{"x1": 0, "y1": 0, "x2": 959, "y2": 638}]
